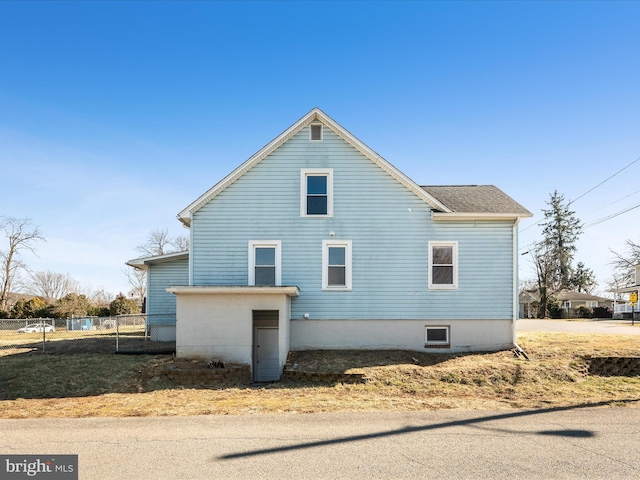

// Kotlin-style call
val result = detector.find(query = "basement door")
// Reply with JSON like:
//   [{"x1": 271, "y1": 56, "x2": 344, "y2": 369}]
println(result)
[{"x1": 253, "y1": 326, "x2": 280, "y2": 382}]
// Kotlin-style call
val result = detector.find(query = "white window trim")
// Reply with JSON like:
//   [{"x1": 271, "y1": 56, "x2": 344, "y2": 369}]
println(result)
[
  {"x1": 322, "y1": 239, "x2": 352, "y2": 291},
  {"x1": 586, "y1": 301, "x2": 598, "y2": 308},
  {"x1": 428, "y1": 241, "x2": 458, "y2": 290},
  {"x1": 301, "y1": 168, "x2": 334, "y2": 217},
  {"x1": 248, "y1": 240, "x2": 282, "y2": 286},
  {"x1": 563, "y1": 301, "x2": 571, "y2": 309},
  {"x1": 425, "y1": 325, "x2": 450, "y2": 348},
  {"x1": 310, "y1": 123, "x2": 323, "y2": 141}
]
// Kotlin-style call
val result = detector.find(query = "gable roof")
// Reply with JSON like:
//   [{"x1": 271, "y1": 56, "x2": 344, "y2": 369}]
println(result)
[
  {"x1": 177, "y1": 108, "x2": 532, "y2": 226},
  {"x1": 519, "y1": 289, "x2": 614, "y2": 304},
  {"x1": 177, "y1": 108, "x2": 451, "y2": 226},
  {"x1": 423, "y1": 185, "x2": 532, "y2": 220},
  {"x1": 554, "y1": 289, "x2": 614, "y2": 303}
]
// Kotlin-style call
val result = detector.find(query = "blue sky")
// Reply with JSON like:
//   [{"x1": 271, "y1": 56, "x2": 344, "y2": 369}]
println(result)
[{"x1": 1, "y1": 1, "x2": 639, "y2": 297}]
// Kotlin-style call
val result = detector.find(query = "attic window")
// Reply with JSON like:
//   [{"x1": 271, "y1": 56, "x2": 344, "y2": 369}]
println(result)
[{"x1": 310, "y1": 124, "x2": 323, "y2": 141}]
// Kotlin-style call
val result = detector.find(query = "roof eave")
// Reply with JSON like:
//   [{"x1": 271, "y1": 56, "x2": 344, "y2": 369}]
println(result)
[
  {"x1": 166, "y1": 285, "x2": 300, "y2": 297},
  {"x1": 126, "y1": 251, "x2": 189, "y2": 270},
  {"x1": 432, "y1": 212, "x2": 533, "y2": 221},
  {"x1": 610, "y1": 285, "x2": 640, "y2": 293}
]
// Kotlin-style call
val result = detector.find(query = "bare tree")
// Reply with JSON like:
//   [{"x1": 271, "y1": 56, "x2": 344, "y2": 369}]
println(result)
[
  {"x1": 607, "y1": 271, "x2": 631, "y2": 301},
  {"x1": 90, "y1": 288, "x2": 114, "y2": 309},
  {"x1": 136, "y1": 228, "x2": 173, "y2": 257},
  {"x1": 123, "y1": 266, "x2": 146, "y2": 308},
  {"x1": 0, "y1": 217, "x2": 45, "y2": 312},
  {"x1": 27, "y1": 270, "x2": 73, "y2": 300},
  {"x1": 136, "y1": 228, "x2": 189, "y2": 257},
  {"x1": 531, "y1": 243, "x2": 555, "y2": 318},
  {"x1": 609, "y1": 239, "x2": 640, "y2": 287},
  {"x1": 171, "y1": 234, "x2": 190, "y2": 252}
]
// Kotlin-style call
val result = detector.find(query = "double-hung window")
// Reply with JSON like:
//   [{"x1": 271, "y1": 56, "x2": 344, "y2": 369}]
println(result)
[
  {"x1": 322, "y1": 239, "x2": 352, "y2": 290},
  {"x1": 428, "y1": 241, "x2": 458, "y2": 289},
  {"x1": 248, "y1": 241, "x2": 281, "y2": 286},
  {"x1": 301, "y1": 168, "x2": 333, "y2": 217}
]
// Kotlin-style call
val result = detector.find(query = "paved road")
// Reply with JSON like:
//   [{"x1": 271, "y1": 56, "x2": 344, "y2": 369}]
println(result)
[
  {"x1": 2, "y1": 408, "x2": 639, "y2": 479},
  {"x1": 517, "y1": 318, "x2": 640, "y2": 335}
]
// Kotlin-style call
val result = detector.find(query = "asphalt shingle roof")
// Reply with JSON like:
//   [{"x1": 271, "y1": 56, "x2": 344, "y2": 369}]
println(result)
[{"x1": 421, "y1": 185, "x2": 531, "y2": 215}]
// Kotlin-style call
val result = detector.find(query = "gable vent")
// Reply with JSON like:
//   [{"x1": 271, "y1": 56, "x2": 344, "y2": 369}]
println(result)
[{"x1": 310, "y1": 124, "x2": 323, "y2": 141}]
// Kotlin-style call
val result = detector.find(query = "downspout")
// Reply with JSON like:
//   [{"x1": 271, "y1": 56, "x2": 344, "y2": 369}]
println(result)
[
  {"x1": 188, "y1": 211, "x2": 194, "y2": 286},
  {"x1": 512, "y1": 219, "x2": 521, "y2": 350}
]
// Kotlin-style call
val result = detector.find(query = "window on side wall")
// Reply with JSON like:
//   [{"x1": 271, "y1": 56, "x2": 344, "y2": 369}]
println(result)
[
  {"x1": 248, "y1": 241, "x2": 281, "y2": 286},
  {"x1": 425, "y1": 326, "x2": 450, "y2": 348},
  {"x1": 301, "y1": 168, "x2": 333, "y2": 217},
  {"x1": 428, "y1": 241, "x2": 458, "y2": 289},
  {"x1": 322, "y1": 239, "x2": 352, "y2": 291}
]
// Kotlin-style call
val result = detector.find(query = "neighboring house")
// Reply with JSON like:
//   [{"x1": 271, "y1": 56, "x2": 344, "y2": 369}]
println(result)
[
  {"x1": 610, "y1": 264, "x2": 640, "y2": 319},
  {"x1": 519, "y1": 289, "x2": 614, "y2": 319},
  {"x1": 518, "y1": 289, "x2": 539, "y2": 318},
  {"x1": 555, "y1": 290, "x2": 614, "y2": 316},
  {"x1": 127, "y1": 108, "x2": 531, "y2": 382}
]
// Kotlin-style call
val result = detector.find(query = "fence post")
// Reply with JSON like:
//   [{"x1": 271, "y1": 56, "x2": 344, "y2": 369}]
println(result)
[
  {"x1": 115, "y1": 316, "x2": 119, "y2": 353},
  {"x1": 40, "y1": 318, "x2": 46, "y2": 353}
]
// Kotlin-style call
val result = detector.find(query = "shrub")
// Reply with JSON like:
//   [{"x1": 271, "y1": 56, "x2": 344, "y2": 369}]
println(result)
[
  {"x1": 575, "y1": 305, "x2": 593, "y2": 319},
  {"x1": 548, "y1": 298, "x2": 563, "y2": 319},
  {"x1": 593, "y1": 306, "x2": 612, "y2": 318}
]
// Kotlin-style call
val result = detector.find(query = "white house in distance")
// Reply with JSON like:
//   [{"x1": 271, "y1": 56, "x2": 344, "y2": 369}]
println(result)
[
  {"x1": 611, "y1": 264, "x2": 640, "y2": 319},
  {"x1": 128, "y1": 108, "x2": 532, "y2": 382}
]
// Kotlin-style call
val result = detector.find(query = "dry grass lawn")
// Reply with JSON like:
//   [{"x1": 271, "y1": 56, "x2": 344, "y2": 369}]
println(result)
[{"x1": 0, "y1": 331, "x2": 638, "y2": 418}]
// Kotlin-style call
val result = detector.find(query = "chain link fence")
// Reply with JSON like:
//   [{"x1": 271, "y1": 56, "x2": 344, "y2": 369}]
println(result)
[{"x1": 0, "y1": 314, "x2": 176, "y2": 355}]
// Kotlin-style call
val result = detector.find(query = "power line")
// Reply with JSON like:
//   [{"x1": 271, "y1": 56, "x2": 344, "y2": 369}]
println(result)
[
  {"x1": 519, "y1": 155, "x2": 640, "y2": 234},
  {"x1": 568, "y1": 155, "x2": 640, "y2": 206},
  {"x1": 583, "y1": 201, "x2": 640, "y2": 229},
  {"x1": 580, "y1": 188, "x2": 640, "y2": 220}
]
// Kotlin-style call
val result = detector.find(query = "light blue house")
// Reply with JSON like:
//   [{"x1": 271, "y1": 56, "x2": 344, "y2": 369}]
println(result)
[{"x1": 128, "y1": 108, "x2": 531, "y2": 381}]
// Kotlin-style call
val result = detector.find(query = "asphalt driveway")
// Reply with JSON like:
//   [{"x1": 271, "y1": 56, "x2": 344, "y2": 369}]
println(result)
[{"x1": 517, "y1": 318, "x2": 640, "y2": 335}]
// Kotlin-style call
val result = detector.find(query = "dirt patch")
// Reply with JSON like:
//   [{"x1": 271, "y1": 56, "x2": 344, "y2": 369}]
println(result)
[{"x1": 286, "y1": 349, "x2": 466, "y2": 373}]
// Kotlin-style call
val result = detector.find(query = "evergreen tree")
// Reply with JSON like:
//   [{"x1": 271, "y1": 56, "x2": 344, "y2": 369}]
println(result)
[
  {"x1": 569, "y1": 261, "x2": 597, "y2": 293},
  {"x1": 109, "y1": 294, "x2": 139, "y2": 316},
  {"x1": 539, "y1": 191, "x2": 583, "y2": 290},
  {"x1": 53, "y1": 293, "x2": 91, "y2": 318}
]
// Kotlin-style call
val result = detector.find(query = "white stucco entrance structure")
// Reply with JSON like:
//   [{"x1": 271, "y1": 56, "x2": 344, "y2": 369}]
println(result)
[{"x1": 167, "y1": 286, "x2": 299, "y2": 381}]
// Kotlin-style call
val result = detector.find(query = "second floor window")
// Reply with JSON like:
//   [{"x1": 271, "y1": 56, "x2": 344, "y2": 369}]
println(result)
[{"x1": 301, "y1": 168, "x2": 333, "y2": 217}]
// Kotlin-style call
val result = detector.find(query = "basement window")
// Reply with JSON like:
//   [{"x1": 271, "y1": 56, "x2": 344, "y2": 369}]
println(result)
[{"x1": 425, "y1": 326, "x2": 450, "y2": 349}]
